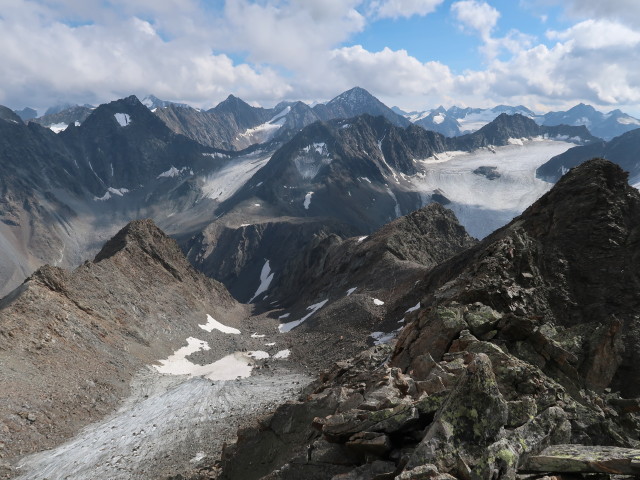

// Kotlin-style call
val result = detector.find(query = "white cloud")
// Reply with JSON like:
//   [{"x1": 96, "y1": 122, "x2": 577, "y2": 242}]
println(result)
[
  {"x1": 451, "y1": 0, "x2": 500, "y2": 40},
  {"x1": 370, "y1": 0, "x2": 444, "y2": 19},
  {"x1": 325, "y1": 46, "x2": 454, "y2": 99},
  {"x1": 561, "y1": 0, "x2": 640, "y2": 28},
  {"x1": 547, "y1": 19, "x2": 640, "y2": 49},
  {"x1": 217, "y1": 0, "x2": 366, "y2": 71},
  {"x1": 0, "y1": 3, "x2": 290, "y2": 110}
]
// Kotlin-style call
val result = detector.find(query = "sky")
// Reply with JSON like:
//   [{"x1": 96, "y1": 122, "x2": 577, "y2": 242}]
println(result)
[{"x1": 1, "y1": 0, "x2": 640, "y2": 116}]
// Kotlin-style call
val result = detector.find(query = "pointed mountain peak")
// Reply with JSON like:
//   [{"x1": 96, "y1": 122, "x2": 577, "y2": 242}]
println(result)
[
  {"x1": 522, "y1": 158, "x2": 636, "y2": 238},
  {"x1": 328, "y1": 86, "x2": 377, "y2": 105},
  {"x1": 215, "y1": 94, "x2": 251, "y2": 109},
  {"x1": 93, "y1": 219, "x2": 190, "y2": 279},
  {"x1": 567, "y1": 103, "x2": 598, "y2": 115},
  {"x1": 0, "y1": 105, "x2": 24, "y2": 124}
]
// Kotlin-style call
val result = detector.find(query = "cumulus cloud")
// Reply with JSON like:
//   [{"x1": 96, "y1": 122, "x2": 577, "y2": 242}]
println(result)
[
  {"x1": 324, "y1": 46, "x2": 453, "y2": 100},
  {"x1": 369, "y1": 0, "x2": 444, "y2": 19},
  {"x1": 0, "y1": 1, "x2": 290, "y2": 110},
  {"x1": 216, "y1": 0, "x2": 366, "y2": 71},
  {"x1": 451, "y1": 0, "x2": 500, "y2": 41},
  {"x1": 1, "y1": 0, "x2": 640, "y2": 115},
  {"x1": 561, "y1": 0, "x2": 640, "y2": 29}
]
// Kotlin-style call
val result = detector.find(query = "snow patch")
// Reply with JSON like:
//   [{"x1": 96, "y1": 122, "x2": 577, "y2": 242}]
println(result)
[
  {"x1": 157, "y1": 166, "x2": 188, "y2": 178},
  {"x1": 198, "y1": 315, "x2": 240, "y2": 334},
  {"x1": 93, "y1": 187, "x2": 130, "y2": 201},
  {"x1": 346, "y1": 287, "x2": 357, "y2": 296},
  {"x1": 357, "y1": 236, "x2": 368, "y2": 243},
  {"x1": 49, "y1": 122, "x2": 68, "y2": 133},
  {"x1": 114, "y1": 113, "x2": 131, "y2": 127},
  {"x1": 405, "y1": 302, "x2": 420, "y2": 313},
  {"x1": 373, "y1": 298, "x2": 385, "y2": 306},
  {"x1": 153, "y1": 338, "x2": 255, "y2": 380},
  {"x1": 304, "y1": 192, "x2": 314, "y2": 210},
  {"x1": 303, "y1": 142, "x2": 327, "y2": 155},
  {"x1": 386, "y1": 187, "x2": 401, "y2": 217},
  {"x1": 278, "y1": 313, "x2": 290, "y2": 319},
  {"x1": 274, "y1": 349, "x2": 291, "y2": 359},
  {"x1": 433, "y1": 113, "x2": 445, "y2": 124},
  {"x1": 370, "y1": 330, "x2": 399, "y2": 345},
  {"x1": 249, "y1": 260, "x2": 274, "y2": 303},
  {"x1": 251, "y1": 332, "x2": 265, "y2": 338},
  {"x1": 201, "y1": 151, "x2": 271, "y2": 201},
  {"x1": 278, "y1": 299, "x2": 328, "y2": 333},
  {"x1": 202, "y1": 152, "x2": 230, "y2": 159}
]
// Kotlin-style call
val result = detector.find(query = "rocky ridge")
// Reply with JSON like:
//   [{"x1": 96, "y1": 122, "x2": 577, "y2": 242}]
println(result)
[
  {"x1": 211, "y1": 159, "x2": 640, "y2": 480},
  {"x1": 0, "y1": 219, "x2": 247, "y2": 469}
]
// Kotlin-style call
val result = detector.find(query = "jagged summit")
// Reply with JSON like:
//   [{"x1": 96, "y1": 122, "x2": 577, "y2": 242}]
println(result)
[
  {"x1": 315, "y1": 87, "x2": 411, "y2": 128},
  {"x1": 94, "y1": 219, "x2": 179, "y2": 262}
]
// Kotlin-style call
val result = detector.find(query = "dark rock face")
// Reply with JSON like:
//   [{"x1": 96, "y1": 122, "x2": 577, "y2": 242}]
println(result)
[
  {"x1": 537, "y1": 128, "x2": 640, "y2": 183},
  {"x1": 213, "y1": 159, "x2": 640, "y2": 480},
  {"x1": 30, "y1": 105, "x2": 93, "y2": 129},
  {"x1": 13, "y1": 107, "x2": 37, "y2": 122},
  {"x1": 271, "y1": 204, "x2": 476, "y2": 309},
  {"x1": 186, "y1": 217, "x2": 356, "y2": 303},
  {"x1": 314, "y1": 87, "x2": 410, "y2": 128},
  {"x1": 0, "y1": 219, "x2": 246, "y2": 464}
]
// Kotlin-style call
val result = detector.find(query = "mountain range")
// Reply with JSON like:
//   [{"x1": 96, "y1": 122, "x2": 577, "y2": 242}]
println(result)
[{"x1": 2, "y1": 85, "x2": 640, "y2": 479}]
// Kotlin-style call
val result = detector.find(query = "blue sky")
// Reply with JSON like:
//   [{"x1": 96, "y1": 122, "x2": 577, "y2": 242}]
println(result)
[{"x1": 0, "y1": 0, "x2": 639, "y2": 116}]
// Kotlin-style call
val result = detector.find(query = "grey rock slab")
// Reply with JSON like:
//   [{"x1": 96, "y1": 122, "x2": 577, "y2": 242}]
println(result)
[{"x1": 522, "y1": 444, "x2": 640, "y2": 474}]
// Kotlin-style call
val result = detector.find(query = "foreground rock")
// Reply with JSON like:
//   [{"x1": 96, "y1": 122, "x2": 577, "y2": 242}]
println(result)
[
  {"x1": 523, "y1": 444, "x2": 640, "y2": 475},
  {"x1": 212, "y1": 160, "x2": 640, "y2": 480}
]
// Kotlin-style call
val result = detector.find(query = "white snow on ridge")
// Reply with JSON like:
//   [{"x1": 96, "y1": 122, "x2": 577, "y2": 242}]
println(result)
[
  {"x1": 433, "y1": 113, "x2": 445, "y2": 124},
  {"x1": 93, "y1": 187, "x2": 130, "y2": 201},
  {"x1": 114, "y1": 113, "x2": 131, "y2": 127},
  {"x1": 278, "y1": 299, "x2": 328, "y2": 333},
  {"x1": 249, "y1": 260, "x2": 275, "y2": 303},
  {"x1": 198, "y1": 314, "x2": 240, "y2": 334},
  {"x1": 304, "y1": 192, "x2": 314, "y2": 210},
  {"x1": 405, "y1": 302, "x2": 420, "y2": 313},
  {"x1": 157, "y1": 166, "x2": 186, "y2": 178}
]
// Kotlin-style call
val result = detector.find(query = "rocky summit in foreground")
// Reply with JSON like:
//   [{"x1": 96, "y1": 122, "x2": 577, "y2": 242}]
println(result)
[{"x1": 211, "y1": 159, "x2": 640, "y2": 480}]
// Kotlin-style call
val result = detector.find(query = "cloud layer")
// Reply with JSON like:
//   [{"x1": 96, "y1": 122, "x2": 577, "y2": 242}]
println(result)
[{"x1": 0, "y1": 0, "x2": 639, "y2": 114}]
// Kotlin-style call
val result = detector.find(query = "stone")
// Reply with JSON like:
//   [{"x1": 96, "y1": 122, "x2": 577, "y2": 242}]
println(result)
[
  {"x1": 346, "y1": 432, "x2": 392, "y2": 457},
  {"x1": 522, "y1": 444, "x2": 640, "y2": 475}
]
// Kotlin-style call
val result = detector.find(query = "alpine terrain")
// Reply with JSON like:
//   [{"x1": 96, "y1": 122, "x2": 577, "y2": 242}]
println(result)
[{"x1": 1, "y1": 86, "x2": 640, "y2": 480}]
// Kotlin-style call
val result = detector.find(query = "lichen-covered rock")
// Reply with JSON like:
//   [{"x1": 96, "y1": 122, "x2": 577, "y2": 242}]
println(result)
[{"x1": 406, "y1": 354, "x2": 508, "y2": 474}]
